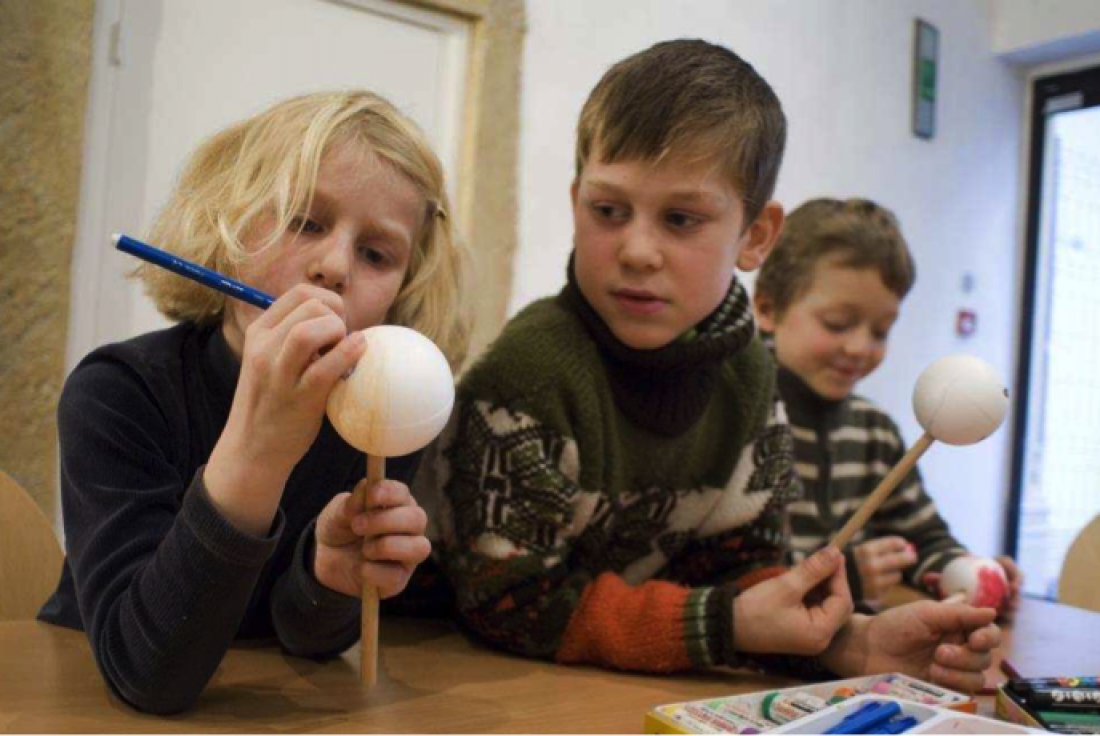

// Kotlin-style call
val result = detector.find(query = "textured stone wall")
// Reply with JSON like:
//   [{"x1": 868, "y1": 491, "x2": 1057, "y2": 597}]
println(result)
[{"x1": 0, "y1": 1, "x2": 94, "y2": 518}]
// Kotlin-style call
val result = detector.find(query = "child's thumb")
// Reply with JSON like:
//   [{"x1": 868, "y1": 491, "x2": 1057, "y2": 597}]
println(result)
[{"x1": 788, "y1": 546, "x2": 845, "y2": 595}]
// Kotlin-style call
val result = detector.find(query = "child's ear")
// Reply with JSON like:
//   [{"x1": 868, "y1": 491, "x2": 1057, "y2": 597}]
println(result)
[
  {"x1": 754, "y1": 292, "x2": 779, "y2": 332},
  {"x1": 736, "y1": 201, "x2": 784, "y2": 272},
  {"x1": 570, "y1": 178, "x2": 580, "y2": 209}
]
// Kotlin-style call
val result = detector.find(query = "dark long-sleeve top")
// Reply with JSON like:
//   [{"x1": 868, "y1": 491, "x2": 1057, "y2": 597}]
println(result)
[
  {"x1": 776, "y1": 365, "x2": 967, "y2": 602},
  {"x1": 38, "y1": 322, "x2": 418, "y2": 714}
]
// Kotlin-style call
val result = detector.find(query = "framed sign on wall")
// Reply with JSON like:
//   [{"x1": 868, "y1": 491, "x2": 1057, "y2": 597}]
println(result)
[{"x1": 913, "y1": 18, "x2": 939, "y2": 140}]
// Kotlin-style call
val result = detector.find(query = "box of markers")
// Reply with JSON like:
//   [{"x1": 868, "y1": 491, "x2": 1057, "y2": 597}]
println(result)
[
  {"x1": 996, "y1": 676, "x2": 1100, "y2": 734},
  {"x1": 772, "y1": 695, "x2": 1045, "y2": 734},
  {"x1": 644, "y1": 673, "x2": 975, "y2": 734}
]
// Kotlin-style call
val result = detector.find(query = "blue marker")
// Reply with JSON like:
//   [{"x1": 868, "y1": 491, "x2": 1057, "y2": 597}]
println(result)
[
  {"x1": 824, "y1": 701, "x2": 903, "y2": 735},
  {"x1": 113, "y1": 233, "x2": 275, "y2": 310},
  {"x1": 866, "y1": 717, "x2": 919, "y2": 734}
]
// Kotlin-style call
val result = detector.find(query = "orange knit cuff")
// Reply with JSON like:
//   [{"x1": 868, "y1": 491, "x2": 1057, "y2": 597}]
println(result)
[{"x1": 556, "y1": 572, "x2": 725, "y2": 673}]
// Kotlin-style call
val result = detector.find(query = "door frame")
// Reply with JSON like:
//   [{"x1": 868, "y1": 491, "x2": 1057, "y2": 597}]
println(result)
[{"x1": 66, "y1": 0, "x2": 524, "y2": 374}]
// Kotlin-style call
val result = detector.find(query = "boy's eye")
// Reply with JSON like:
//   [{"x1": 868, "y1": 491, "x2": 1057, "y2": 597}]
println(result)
[
  {"x1": 822, "y1": 319, "x2": 852, "y2": 334},
  {"x1": 591, "y1": 202, "x2": 628, "y2": 221},
  {"x1": 665, "y1": 211, "x2": 703, "y2": 229}
]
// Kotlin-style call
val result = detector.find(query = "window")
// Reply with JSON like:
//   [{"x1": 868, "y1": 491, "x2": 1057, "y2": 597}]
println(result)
[{"x1": 1009, "y1": 65, "x2": 1100, "y2": 598}]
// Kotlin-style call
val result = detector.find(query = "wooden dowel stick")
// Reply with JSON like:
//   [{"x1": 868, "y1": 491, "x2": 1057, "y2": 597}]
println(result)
[
  {"x1": 831, "y1": 433, "x2": 935, "y2": 549},
  {"x1": 356, "y1": 454, "x2": 385, "y2": 688}
]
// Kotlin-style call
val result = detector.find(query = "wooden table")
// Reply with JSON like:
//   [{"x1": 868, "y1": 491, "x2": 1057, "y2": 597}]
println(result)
[{"x1": 2, "y1": 597, "x2": 1098, "y2": 733}]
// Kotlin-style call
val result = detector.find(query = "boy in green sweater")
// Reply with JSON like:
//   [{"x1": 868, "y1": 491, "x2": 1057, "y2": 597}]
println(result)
[
  {"x1": 753, "y1": 198, "x2": 1023, "y2": 608},
  {"x1": 422, "y1": 39, "x2": 999, "y2": 691}
]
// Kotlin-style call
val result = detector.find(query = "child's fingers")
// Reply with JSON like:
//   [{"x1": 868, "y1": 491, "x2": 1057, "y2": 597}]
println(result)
[
  {"x1": 363, "y1": 479, "x2": 417, "y2": 510},
  {"x1": 880, "y1": 547, "x2": 917, "y2": 571},
  {"x1": 316, "y1": 492, "x2": 357, "y2": 547},
  {"x1": 352, "y1": 505, "x2": 428, "y2": 538},
  {"x1": 363, "y1": 534, "x2": 431, "y2": 565},
  {"x1": 298, "y1": 329, "x2": 365, "y2": 393},
  {"x1": 878, "y1": 536, "x2": 910, "y2": 553},
  {"x1": 928, "y1": 662, "x2": 988, "y2": 695},
  {"x1": 926, "y1": 602, "x2": 999, "y2": 636},
  {"x1": 934, "y1": 641, "x2": 994, "y2": 678},
  {"x1": 786, "y1": 546, "x2": 844, "y2": 598},
  {"x1": 277, "y1": 311, "x2": 349, "y2": 380},
  {"x1": 996, "y1": 556, "x2": 1023, "y2": 591},
  {"x1": 872, "y1": 571, "x2": 903, "y2": 590},
  {"x1": 360, "y1": 560, "x2": 412, "y2": 599},
  {"x1": 343, "y1": 485, "x2": 367, "y2": 516},
  {"x1": 966, "y1": 622, "x2": 1001, "y2": 652},
  {"x1": 271, "y1": 283, "x2": 345, "y2": 322},
  {"x1": 814, "y1": 556, "x2": 853, "y2": 625},
  {"x1": 826, "y1": 550, "x2": 851, "y2": 597},
  {"x1": 347, "y1": 478, "x2": 410, "y2": 512}
]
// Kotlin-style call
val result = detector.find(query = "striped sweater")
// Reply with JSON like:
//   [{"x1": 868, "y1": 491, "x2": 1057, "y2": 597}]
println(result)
[
  {"x1": 777, "y1": 365, "x2": 967, "y2": 601},
  {"x1": 416, "y1": 278, "x2": 828, "y2": 677}
]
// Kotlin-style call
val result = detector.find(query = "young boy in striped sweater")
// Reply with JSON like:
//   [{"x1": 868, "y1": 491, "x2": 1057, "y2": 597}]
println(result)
[
  {"x1": 753, "y1": 198, "x2": 1023, "y2": 608},
  {"x1": 419, "y1": 41, "x2": 1001, "y2": 692}
]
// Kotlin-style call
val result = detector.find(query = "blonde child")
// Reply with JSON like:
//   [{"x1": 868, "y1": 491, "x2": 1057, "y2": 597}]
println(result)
[
  {"x1": 38, "y1": 91, "x2": 469, "y2": 714},
  {"x1": 754, "y1": 198, "x2": 1022, "y2": 607},
  {"x1": 422, "y1": 40, "x2": 999, "y2": 691}
]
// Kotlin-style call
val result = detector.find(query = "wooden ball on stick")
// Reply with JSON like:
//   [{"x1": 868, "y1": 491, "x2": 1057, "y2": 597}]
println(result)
[
  {"x1": 939, "y1": 556, "x2": 1009, "y2": 610},
  {"x1": 831, "y1": 355, "x2": 1008, "y2": 550},
  {"x1": 326, "y1": 325, "x2": 454, "y2": 687}
]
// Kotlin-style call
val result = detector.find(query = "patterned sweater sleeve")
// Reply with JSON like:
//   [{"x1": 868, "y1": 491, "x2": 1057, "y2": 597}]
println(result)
[
  {"x1": 667, "y1": 396, "x2": 834, "y2": 680},
  {"x1": 871, "y1": 417, "x2": 968, "y2": 595},
  {"x1": 439, "y1": 396, "x2": 737, "y2": 673}
]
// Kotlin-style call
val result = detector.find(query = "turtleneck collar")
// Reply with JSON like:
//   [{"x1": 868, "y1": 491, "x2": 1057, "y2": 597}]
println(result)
[
  {"x1": 760, "y1": 334, "x2": 846, "y2": 427},
  {"x1": 557, "y1": 252, "x2": 757, "y2": 436}
]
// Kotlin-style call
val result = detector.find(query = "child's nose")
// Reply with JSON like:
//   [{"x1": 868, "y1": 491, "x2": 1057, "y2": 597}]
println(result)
[
  {"x1": 618, "y1": 221, "x2": 663, "y2": 271},
  {"x1": 308, "y1": 234, "x2": 351, "y2": 294},
  {"x1": 843, "y1": 328, "x2": 875, "y2": 358}
]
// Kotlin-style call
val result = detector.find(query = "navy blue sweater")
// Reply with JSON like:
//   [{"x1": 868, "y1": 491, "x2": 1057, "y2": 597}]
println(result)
[{"x1": 39, "y1": 322, "x2": 418, "y2": 714}]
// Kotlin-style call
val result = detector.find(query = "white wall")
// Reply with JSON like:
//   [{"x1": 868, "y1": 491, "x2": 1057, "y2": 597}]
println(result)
[
  {"x1": 990, "y1": 0, "x2": 1100, "y2": 66},
  {"x1": 512, "y1": 0, "x2": 1024, "y2": 557}
]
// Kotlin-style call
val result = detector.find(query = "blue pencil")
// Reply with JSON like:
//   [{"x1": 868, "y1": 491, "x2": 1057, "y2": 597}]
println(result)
[{"x1": 113, "y1": 233, "x2": 275, "y2": 310}]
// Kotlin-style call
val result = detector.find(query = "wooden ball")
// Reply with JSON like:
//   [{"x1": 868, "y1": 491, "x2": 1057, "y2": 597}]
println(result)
[
  {"x1": 940, "y1": 556, "x2": 1008, "y2": 611},
  {"x1": 326, "y1": 326, "x2": 454, "y2": 457},
  {"x1": 912, "y1": 355, "x2": 1008, "y2": 446}
]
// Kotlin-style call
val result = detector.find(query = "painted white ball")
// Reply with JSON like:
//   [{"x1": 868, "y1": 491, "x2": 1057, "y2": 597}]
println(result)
[
  {"x1": 326, "y1": 325, "x2": 454, "y2": 457},
  {"x1": 912, "y1": 355, "x2": 1008, "y2": 446},
  {"x1": 940, "y1": 556, "x2": 1009, "y2": 611}
]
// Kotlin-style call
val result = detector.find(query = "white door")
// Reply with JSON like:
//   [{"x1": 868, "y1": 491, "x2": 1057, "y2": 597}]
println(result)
[{"x1": 67, "y1": 0, "x2": 470, "y2": 370}]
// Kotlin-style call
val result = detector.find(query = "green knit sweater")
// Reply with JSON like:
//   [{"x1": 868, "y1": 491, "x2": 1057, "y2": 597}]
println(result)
[{"x1": 423, "y1": 280, "x2": 823, "y2": 675}]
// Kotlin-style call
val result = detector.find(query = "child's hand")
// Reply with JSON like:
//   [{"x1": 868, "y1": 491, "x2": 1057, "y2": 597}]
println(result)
[
  {"x1": 314, "y1": 478, "x2": 431, "y2": 599},
  {"x1": 224, "y1": 284, "x2": 366, "y2": 475},
  {"x1": 204, "y1": 285, "x2": 365, "y2": 534},
  {"x1": 853, "y1": 536, "x2": 917, "y2": 600},
  {"x1": 820, "y1": 600, "x2": 1001, "y2": 693},
  {"x1": 995, "y1": 555, "x2": 1024, "y2": 614},
  {"x1": 733, "y1": 546, "x2": 853, "y2": 656}
]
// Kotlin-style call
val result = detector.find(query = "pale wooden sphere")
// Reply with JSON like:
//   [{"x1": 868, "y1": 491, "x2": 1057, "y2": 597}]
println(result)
[
  {"x1": 940, "y1": 556, "x2": 1008, "y2": 611},
  {"x1": 326, "y1": 326, "x2": 454, "y2": 457},
  {"x1": 912, "y1": 355, "x2": 1008, "y2": 446}
]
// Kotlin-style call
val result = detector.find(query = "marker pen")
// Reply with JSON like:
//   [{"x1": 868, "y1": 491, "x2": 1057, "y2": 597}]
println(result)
[{"x1": 822, "y1": 699, "x2": 897, "y2": 734}]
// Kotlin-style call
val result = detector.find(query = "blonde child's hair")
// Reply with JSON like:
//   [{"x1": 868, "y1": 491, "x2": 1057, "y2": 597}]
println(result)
[
  {"x1": 575, "y1": 39, "x2": 786, "y2": 224},
  {"x1": 141, "y1": 90, "x2": 471, "y2": 368},
  {"x1": 756, "y1": 198, "x2": 916, "y2": 317}
]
